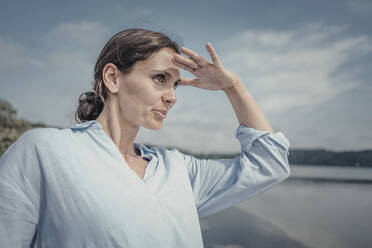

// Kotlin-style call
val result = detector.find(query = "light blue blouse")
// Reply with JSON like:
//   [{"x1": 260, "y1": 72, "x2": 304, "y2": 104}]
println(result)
[{"x1": 0, "y1": 120, "x2": 291, "y2": 247}]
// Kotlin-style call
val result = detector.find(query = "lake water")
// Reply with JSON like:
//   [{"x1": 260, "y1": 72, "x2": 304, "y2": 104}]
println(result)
[{"x1": 200, "y1": 165, "x2": 372, "y2": 248}]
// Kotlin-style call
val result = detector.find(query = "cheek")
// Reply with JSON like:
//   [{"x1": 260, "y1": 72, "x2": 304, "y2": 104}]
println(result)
[{"x1": 118, "y1": 79, "x2": 161, "y2": 112}]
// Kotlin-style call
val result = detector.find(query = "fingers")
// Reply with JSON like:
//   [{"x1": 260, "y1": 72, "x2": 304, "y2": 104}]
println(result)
[
  {"x1": 179, "y1": 77, "x2": 200, "y2": 86},
  {"x1": 206, "y1": 42, "x2": 222, "y2": 66},
  {"x1": 172, "y1": 54, "x2": 199, "y2": 73},
  {"x1": 173, "y1": 53, "x2": 199, "y2": 70},
  {"x1": 172, "y1": 42, "x2": 222, "y2": 73},
  {"x1": 180, "y1": 47, "x2": 211, "y2": 67}
]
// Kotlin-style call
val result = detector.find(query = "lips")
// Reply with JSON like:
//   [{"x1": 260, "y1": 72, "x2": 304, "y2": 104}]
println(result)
[
  {"x1": 153, "y1": 109, "x2": 168, "y2": 115},
  {"x1": 153, "y1": 109, "x2": 168, "y2": 119}
]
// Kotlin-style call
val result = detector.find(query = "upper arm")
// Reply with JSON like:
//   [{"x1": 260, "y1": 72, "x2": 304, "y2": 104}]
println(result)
[
  {"x1": 182, "y1": 124, "x2": 291, "y2": 218},
  {"x1": 0, "y1": 130, "x2": 42, "y2": 247}
]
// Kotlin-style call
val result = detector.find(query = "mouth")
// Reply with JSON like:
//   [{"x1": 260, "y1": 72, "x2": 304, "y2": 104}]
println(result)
[{"x1": 152, "y1": 109, "x2": 167, "y2": 119}]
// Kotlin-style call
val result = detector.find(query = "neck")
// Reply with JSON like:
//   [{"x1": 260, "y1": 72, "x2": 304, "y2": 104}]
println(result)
[{"x1": 96, "y1": 99, "x2": 140, "y2": 158}]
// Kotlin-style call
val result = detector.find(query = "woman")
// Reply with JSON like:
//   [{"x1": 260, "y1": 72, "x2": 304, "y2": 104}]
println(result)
[{"x1": 0, "y1": 28, "x2": 290, "y2": 247}]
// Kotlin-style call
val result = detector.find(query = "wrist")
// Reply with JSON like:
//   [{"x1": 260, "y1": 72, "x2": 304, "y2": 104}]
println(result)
[{"x1": 223, "y1": 77, "x2": 243, "y2": 93}]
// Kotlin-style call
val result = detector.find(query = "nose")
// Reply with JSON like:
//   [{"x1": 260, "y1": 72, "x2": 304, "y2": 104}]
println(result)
[{"x1": 163, "y1": 87, "x2": 177, "y2": 108}]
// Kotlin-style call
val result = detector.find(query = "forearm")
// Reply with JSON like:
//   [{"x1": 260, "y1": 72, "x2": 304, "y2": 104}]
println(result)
[{"x1": 223, "y1": 78, "x2": 274, "y2": 133}]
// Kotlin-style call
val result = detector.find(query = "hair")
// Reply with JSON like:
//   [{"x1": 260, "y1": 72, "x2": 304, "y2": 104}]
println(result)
[{"x1": 74, "y1": 28, "x2": 181, "y2": 123}]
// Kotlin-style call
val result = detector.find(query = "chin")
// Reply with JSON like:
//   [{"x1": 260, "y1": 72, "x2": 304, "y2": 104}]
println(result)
[{"x1": 143, "y1": 121, "x2": 163, "y2": 130}]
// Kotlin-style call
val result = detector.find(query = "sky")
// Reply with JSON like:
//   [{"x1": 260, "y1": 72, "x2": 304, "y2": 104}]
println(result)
[{"x1": 0, "y1": 0, "x2": 371, "y2": 153}]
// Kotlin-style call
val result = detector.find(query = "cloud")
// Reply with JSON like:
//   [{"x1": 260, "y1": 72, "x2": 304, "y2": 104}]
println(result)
[
  {"x1": 46, "y1": 21, "x2": 109, "y2": 51},
  {"x1": 42, "y1": 21, "x2": 110, "y2": 71},
  {"x1": 0, "y1": 21, "x2": 111, "y2": 127},
  {"x1": 0, "y1": 37, "x2": 43, "y2": 72},
  {"x1": 0, "y1": 21, "x2": 109, "y2": 75},
  {"x1": 218, "y1": 22, "x2": 372, "y2": 113}
]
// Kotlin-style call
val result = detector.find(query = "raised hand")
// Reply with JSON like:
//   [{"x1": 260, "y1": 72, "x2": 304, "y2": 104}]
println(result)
[{"x1": 171, "y1": 42, "x2": 241, "y2": 91}]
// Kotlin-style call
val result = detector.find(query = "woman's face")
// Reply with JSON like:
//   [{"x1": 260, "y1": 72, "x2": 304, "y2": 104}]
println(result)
[{"x1": 116, "y1": 47, "x2": 180, "y2": 130}]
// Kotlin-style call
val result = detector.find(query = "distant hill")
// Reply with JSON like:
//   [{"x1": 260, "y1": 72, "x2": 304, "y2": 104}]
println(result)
[{"x1": 1, "y1": 98, "x2": 371, "y2": 167}]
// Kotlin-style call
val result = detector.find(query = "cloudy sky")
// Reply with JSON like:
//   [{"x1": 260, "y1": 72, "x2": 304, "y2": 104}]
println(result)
[{"x1": 1, "y1": 0, "x2": 371, "y2": 153}]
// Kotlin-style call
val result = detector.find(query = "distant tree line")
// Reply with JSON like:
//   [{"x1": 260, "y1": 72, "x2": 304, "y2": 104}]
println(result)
[
  {"x1": 287, "y1": 149, "x2": 372, "y2": 167},
  {"x1": 174, "y1": 148, "x2": 372, "y2": 167},
  {"x1": 0, "y1": 98, "x2": 371, "y2": 167}
]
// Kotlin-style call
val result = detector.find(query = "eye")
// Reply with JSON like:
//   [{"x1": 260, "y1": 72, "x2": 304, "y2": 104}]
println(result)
[
  {"x1": 152, "y1": 74, "x2": 166, "y2": 84},
  {"x1": 173, "y1": 81, "x2": 180, "y2": 90}
]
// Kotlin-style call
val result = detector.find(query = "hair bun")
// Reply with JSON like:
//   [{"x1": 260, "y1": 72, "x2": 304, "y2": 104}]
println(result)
[{"x1": 75, "y1": 91, "x2": 104, "y2": 122}]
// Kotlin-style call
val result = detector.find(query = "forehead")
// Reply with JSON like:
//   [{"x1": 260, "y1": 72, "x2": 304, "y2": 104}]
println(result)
[{"x1": 135, "y1": 47, "x2": 180, "y2": 77}]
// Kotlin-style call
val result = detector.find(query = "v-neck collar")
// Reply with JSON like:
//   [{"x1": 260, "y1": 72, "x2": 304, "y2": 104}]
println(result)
[
  {"x1": 71, "y1": 120, "x2": 157, "y2": 183},
  {"x1": 71, "y1": 120, "x2": 154, "y2": 154}
]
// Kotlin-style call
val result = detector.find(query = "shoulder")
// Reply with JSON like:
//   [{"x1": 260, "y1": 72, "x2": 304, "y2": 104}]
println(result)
[
  {"x1": 17, "y1": 127, "x2": 65, "y2": 145},
  {"x1": 1, "y1": 127, "x2": 73, "y2": 174},
  {"x1": 0, "y1": 128, "x2": 58, "y2": 173},
  {"x1": 3, "y1": 127, "x2": 67, "y2": 157}
]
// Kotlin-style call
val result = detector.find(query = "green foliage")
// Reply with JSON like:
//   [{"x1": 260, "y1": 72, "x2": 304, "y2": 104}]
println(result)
[{"x1": 0, "y1": 98, "x2": 46, "y2": 156}]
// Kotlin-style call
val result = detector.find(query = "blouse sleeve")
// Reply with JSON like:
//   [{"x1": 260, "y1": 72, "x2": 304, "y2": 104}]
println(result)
[
  {"x1": 182, "y1": 124, "x2": 291, "y2": 218},
  {"x1": 0, "y1": 130, "x2": 41, "y2": 247}
]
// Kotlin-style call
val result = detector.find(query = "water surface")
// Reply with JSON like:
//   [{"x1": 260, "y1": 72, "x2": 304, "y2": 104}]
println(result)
[{"x1": 200, "y1": 165, "x2": 372, "y2": 248}]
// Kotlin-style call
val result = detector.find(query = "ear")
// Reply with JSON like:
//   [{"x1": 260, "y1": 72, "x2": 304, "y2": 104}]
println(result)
[{"x1": 102, "y1": 63, "x2": 121, "y2": 94}]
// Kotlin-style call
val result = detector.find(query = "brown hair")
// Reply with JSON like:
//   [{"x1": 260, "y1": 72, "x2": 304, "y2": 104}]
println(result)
[{"x1": 74, "y1": 28, "x2": 181, "y2": 123}]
